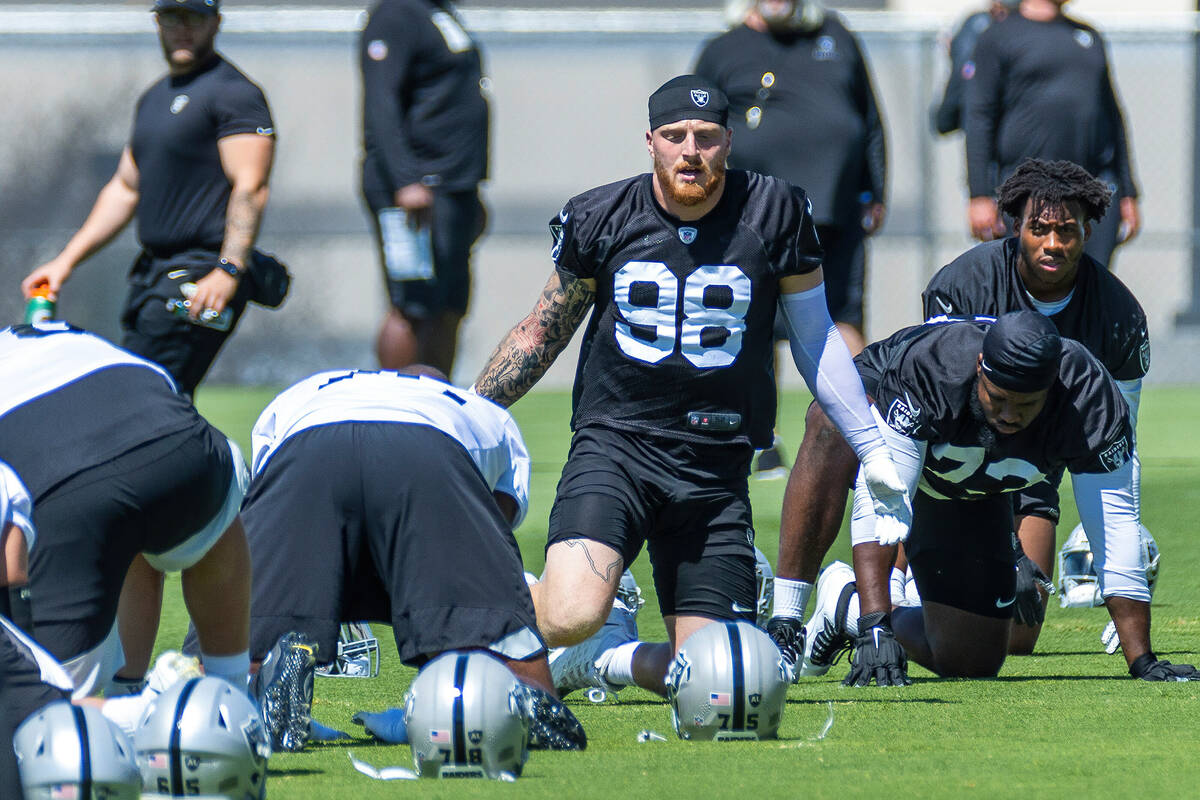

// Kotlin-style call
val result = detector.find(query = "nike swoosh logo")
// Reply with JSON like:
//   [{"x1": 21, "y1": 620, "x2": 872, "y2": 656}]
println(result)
[
  {"x1": 935, "y1": 296, "x2": 953, "y2": 314},
  {"x1": 995, "y1": 596, "x2": 1016, "y2": 608},
  {"x1": 731, "y1": 602, "x2": 754, "y2": 614}
]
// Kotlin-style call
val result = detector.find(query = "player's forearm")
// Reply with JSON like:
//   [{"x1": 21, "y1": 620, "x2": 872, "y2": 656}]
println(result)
[
  {"x1": 57, "y1": 177, "x2": 138, "y2": 268},
  {"x1": 475, "y1": 272, "x2": 593, "y2": 408},
  {"x1": 220, "y1": 183, "x2": 269, "y2": 267}
]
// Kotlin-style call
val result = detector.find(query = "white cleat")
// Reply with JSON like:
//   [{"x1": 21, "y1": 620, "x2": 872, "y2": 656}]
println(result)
[
  {"x1": 798, "y1": 561, "x2": 857, "y2": 677},
  {"x1": 550, "y1": 570, "x2": 641, "y2": 700}
]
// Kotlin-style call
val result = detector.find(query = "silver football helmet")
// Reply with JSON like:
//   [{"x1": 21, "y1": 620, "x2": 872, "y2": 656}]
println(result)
[
  {"x1": 14, "y1": 700, "x2": 141, "y2": 800},
  {"x1": 315, "y1": 622, "x2": 380, "y2": 678},
  {"x1": 754, "y1": 546, "x2": 774, "y2": 627},
  {"x1": 1058, "y1": 523, "x2": 1160, "y2": 608},
  {"x1": 665, "y1": 620, "x2": 789, "y2": 741},
  {"x1": 136, "y1": 676, "x2": 271, "y2": 800},
  {"x1": 404, "y1": 651, "x2": 530, "y2": 779}
]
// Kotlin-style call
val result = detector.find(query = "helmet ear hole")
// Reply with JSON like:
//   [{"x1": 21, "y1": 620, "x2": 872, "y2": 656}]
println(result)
[{"x1": 14, "y1": 701, "x2": 141, "y2": 800}]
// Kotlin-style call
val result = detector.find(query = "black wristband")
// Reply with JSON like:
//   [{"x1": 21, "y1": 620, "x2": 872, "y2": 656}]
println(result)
[
  {"x1": 858, "y1": 611, "x2": 892, "y2": 633},
  {"x1": 217, "y1": 257, "x2": 242, "y2": 278},
  {"x1": 1129, "y1": 652, "x2": 1158, "y2": 678}
]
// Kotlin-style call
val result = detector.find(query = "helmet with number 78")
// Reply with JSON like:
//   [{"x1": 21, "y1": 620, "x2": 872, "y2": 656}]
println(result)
[
  {"x1": 665, "y1": 620, "x2": 789, "y2": 741},
  {"x1": 1057, "y1": 523, "x2": 1160, "y2": 608}
]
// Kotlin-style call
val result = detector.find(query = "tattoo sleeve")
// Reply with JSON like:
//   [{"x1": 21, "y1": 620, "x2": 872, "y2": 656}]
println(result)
[
  {"x1": 474, "y1": 270, "x2": 595, "y2": 407},
  {"x1": 220, "y1": 185, "x2": 267, "y2": 268}
]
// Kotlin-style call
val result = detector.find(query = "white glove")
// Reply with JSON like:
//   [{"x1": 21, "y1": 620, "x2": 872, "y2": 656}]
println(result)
[{"x1": 861, "y1": 449, "x2": 912, "y2": 546}]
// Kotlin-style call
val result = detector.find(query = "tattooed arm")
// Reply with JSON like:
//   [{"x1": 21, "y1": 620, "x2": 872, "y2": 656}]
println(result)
[{"x1": 475, "y1": 269, "x2": 596, "y2": 407}]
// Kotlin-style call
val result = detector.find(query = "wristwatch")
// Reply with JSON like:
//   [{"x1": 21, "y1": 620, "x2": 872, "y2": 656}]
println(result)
[{"x1": 217, "y1": 257, "x2": 242, "y2": 279}]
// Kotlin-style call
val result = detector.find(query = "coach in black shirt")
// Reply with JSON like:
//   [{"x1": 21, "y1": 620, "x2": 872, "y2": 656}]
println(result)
[
  {"x1": 360, "y1": 0, "x2": 489, "y2": 374},
  {"x1": 23, "y1": 0, "x2": 276, "y2": 396},
  {"x1": 963, "y1": 0, "x2": 1138, "y2": 267}
]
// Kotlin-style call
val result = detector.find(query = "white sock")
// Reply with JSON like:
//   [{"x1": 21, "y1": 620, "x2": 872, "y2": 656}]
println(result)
[
  {"x1": 846, "y1": 592, "x2": 861, "y2": 637},
  {"x1": 202, "y1": 651, "x2": 250, "y2": 687},
  {"x1": 600, "y1": 641, "x2": 640, "y2": 687},
  {"x1": 101, "y1": 694, "x2": 152, "y2": 736},
  {"x1": 773, "y1": 578, "x2": 814, "y2": 619}
]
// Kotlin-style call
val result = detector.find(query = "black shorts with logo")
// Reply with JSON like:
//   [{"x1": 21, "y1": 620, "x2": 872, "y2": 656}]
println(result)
[
  {"x1": 547, "y1": 425, "x2": 757, "y2": 621},
  {"x1": 242, "y1": 422, "x2": 543, "y2": 666},
  {"x1": 905, "y1": 490, "x2": 1019, "y2": 619}
]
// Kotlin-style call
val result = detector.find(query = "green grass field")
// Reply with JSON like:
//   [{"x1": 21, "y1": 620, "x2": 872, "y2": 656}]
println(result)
[{"x1": 162, "y1": 386, "x2": 1200, "y2": 798}]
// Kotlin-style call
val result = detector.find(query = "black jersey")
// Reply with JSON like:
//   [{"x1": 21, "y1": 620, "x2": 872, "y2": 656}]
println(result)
[
  {"x1": 361, "y1": 0, "x2": 488, "y2": 197},
  {"x1": 553, "y1": 170, "x2": 822, "y2": 448},
  {"x1": 694, "y1": 14, "x2": 885, "y2": 227},
  {"x1": 964, "y1": 12, "x2": 1136, "y2": 199},
  {"x1": 923, "y1": 239, "x2": 1149, "y2": 381},
  {"x1": 0, "y1": 324, "x2": 206, "y2": 500},
  {"x1": 132, "y1": 55, "x2": 274, "y2": 255},
  {"x1": 856, "y1": 319, "x2": 1132, "y2": 501}
]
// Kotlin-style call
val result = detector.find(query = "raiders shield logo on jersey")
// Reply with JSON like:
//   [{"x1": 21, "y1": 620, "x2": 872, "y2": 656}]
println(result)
[
  {"x1": 886, "y1": 395, "x2": 921, "y2": 436},
  {"x1": 1139, "y1": 338, "x2": 1150, "y2": 374},
  {"x1": 678, "y1": 227, "x2": 698, "y2": 244},
  {"x1": 1099, "y1": 436, "x2": 1131, "y2": 472}
]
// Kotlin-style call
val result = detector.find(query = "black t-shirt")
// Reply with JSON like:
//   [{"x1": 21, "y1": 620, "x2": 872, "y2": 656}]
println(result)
[
  {"x1": 964, "y1": 12, "x2": 1136, "y2": 199},
  {"x1": 933, "y1": 10, "x2": 993, "y2": 136},
  {"x1": 923, "y1": 238, "x2": 1149, "y2": 381},
  {"x1": 552, "y1": 170, "x2": 822, "y2": 448},
  {"x1": 132, "y1": 55, "x2": 274, "y2": 255},
  {"x1": 694, "y1": 14, "x2": 885, "y2": 227},
  {"x1": 360, "y1": 0, "x2": 488, "y2": 201},
  {"x1": 856, "y1": 319, "x2": 1133, "y2": 501}
]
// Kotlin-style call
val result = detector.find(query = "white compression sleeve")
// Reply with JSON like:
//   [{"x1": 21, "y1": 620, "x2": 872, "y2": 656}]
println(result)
[
  {"x1": 850, "y1": 406, "x2": 926, "y2": 546},
  {"x1": 1072, "y1": 459, "x2": 1148, "y2": 602},
  {"x1": 779, "y1": 285, "x2": 883, "y2": 460},
  {"x1": 1117, "y1": 379, "x2": 1143, "y2": 515}
]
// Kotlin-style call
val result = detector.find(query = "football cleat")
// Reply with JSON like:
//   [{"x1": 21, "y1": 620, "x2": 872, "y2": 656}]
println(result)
[
  {"x1": 549, "y1": 595, "x2": 638, "y2": 700},
  {"x1": 145, "y1": 650, "x2": 204, "y2": 696},
  {"x1": 251, "y1": 631, "x2": 318, "y2": 752},
  {"x1": 798, "y1": 561, "x2": 857, "y2": 677},
  {"x1": 520, "y1": 686, "x2": 588, "y2": 751},
  {"x1": 765, "y1": 616, "x2": 804, "y2": 682},
  {"x1": 615, "y1": 569, "x2": 645, "y2": 618},
  {"x1": 315, "y1": 622, "x2": 379, "y2": 678},
  {"x1": 752, "y1": 435, "x2": 788, "y2": 481}
]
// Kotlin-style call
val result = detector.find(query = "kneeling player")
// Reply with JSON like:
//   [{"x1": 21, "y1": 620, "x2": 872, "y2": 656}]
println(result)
[
  {"x1": 241, "y1": 366, "x2": 583, "y2": 750},
  {"x1": 804, "y1": 312, "x2": 1195, "y2": 683},
  {"x1": 0, "y1": 322, "x2": 251, "y2": 693}
]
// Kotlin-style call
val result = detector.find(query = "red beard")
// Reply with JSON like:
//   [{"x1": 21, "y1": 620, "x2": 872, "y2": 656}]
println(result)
[{"x1": 655, "y1": 158, "x2": 725, "y2": 207}]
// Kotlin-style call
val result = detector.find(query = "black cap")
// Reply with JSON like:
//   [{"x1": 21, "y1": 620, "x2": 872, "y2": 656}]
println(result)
[
  {"x1": 980, "y1": 311, "x2": 1063, "y2": 393},
  {"x1": 153, "y1": 0, "x2": 219, "y2": 15},
  {"x1": 648, "y1": 75, "x2": 729, "y2": 130}
]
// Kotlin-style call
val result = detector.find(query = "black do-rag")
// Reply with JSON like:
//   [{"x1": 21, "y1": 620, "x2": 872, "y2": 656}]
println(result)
[
  {"x1": 648, "y1": 75, "x2": 729, "y2": 130},
  {"x1": 980, "y1": 311, "x2": 1063, "y2": 392}
]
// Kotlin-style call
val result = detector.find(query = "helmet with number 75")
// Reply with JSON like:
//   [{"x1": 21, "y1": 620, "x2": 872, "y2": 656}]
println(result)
[
  {"x1": 1057, "y1": 523, "x2": 1160, "y2": 608},
  {"x1": 665, "y1": 620, "x2": 788, "y2": 741}
]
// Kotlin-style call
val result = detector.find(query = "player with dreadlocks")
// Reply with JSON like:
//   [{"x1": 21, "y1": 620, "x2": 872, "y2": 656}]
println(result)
[{"x1": 767, "y1": 159, "x2": 1152, "y2": 671}]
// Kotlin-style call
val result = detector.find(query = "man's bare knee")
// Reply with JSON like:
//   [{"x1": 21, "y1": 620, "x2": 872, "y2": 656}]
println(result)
[{"x1": 534, "y1": 538, "x2": 622, "y2": 647}]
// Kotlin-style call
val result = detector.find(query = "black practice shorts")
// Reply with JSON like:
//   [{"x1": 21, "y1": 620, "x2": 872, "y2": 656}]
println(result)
[
  {"x1": 905, "y1": 490, "x2": 1019, "y2": 619},
  {"x1": 120, "y1": 249, "x2": 250, "y2": 397},
  {"x1": 242, "y1": 422, "x2": 543, "y2": 666},
  {"x1": 1, "y1": 619, "x2": 72, "y2": 800},
  {"x1": 368, "y1": 190, "x2": 485, "y2": 318},
  {"x1": 28, "y1": 425, "x2": 234, "y2": 661},
  {"x1": 1012, "y1": 467, "x2": 1064, "y2": 524},
  {"x1": 547, "y1": 426, "x2": 757, "y2": 621},
  {"x1": 773, "y1": 223, "x2": 866, "y2": 340}
]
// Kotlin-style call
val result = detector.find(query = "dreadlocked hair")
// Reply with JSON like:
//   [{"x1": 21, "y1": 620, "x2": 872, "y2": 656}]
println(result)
[{"x1": 996, "y1": 159, "x2": 1113, "y2": 224}]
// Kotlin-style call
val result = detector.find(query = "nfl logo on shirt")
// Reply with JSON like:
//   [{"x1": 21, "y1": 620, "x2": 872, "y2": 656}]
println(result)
[{"x1": 679, "y1": 227, "x2": 698, "y2": 244}]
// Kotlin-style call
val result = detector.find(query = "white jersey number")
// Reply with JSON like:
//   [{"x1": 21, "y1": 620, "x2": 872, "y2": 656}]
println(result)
[
  {"x1": 921, "y1": 443, "x2": 1046, "y2": 498},
  {"x1": 613, "y1": 261, "x2": 751, "y2": 368}
]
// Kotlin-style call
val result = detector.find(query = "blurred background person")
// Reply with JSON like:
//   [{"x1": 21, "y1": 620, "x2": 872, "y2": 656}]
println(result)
[
  {"x1": 360, "y1": 0, "x2": 489, "y2": 375},
  {"x1": 932, "y1": 0, "x2": 1019, "y2": 137},
  {"x1": 963, "y1": 0, "x2": 1139, "y2": 268},
  {"x1": 695, "y1": 0, "x2": 887, "y2": 476}
]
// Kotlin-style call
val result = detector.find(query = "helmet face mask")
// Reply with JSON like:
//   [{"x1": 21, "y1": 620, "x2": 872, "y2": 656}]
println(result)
[
  {"x1": 754, "y1": 546, "x2": 774, "y2": 627},
  {"x1": 135, "y1": 676, "x2": 270, "y2": 800},
  {"x1": 316, "y1": 622, "x2": 380, "y2": 678},
  {"x1": 403, "y1": 651, "x2": 530, "y2": 779},
  {"x1": 665, "y1": 620, "x2": 788, "y2": 741},
  {"x1": 15, "y1": 701, "x2": 141, "y2": 800},
  {"x1": 1057, "y1": 523, "x2": 1160, "y2": 608}
]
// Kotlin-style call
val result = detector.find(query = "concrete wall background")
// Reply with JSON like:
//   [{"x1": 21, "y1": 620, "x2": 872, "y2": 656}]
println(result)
[{"x1": 2, "y1": 9, "x2": 1199, "y2": 390}]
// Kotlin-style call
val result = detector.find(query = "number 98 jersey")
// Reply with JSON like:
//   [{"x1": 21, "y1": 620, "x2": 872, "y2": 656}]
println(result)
[{"x1": 551, "y1": 170, "x2": 822, "y2": 448}]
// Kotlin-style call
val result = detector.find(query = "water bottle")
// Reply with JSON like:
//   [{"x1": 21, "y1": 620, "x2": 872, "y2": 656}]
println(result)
[
  {"x1": 164, "y1": 282, "x2": 233, "y2": 332},
  {"x1": 23, "y1": 287, "x2": 56, "y2": 324}
]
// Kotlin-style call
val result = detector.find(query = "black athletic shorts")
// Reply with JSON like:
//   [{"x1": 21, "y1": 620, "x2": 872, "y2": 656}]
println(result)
[
  {"x1": 546, "y1": 426, "x2": 757, "y2": 621},
  {"x1": 242, "y1": 422, "x2": 543, "y2": 666},
  {"x1": 1012, "y1": 468, "x2": 1064, "y2": 524},
  {"x1": 367, "y1": 189, "x2": 485, "y2": 318},
  {"x1": 773, "y1": 222, "x2": 866, "y2": 339},
  {"x1": 905, "y1": 490, "x2": 1019, "y2": 619},
  {"x1": 28, "y1": 424, "x2": 234, "y2": 662},
  {"x1": 121, "y1": 248, "x2": 251, "y2": 396}
]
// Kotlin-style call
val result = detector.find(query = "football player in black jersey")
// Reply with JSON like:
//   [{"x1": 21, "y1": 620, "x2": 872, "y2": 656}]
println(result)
[
  {"x1": 805, "y1": 313, "x2": 1193, "y2": 683},
  {"x1": 474, "y1": 75, "x2": 908, "y2": 698}
]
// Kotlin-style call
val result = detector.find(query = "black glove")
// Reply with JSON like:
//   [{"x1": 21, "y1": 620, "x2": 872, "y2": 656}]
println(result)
[
  {"x1": 1013, "y1": 553, "x2": 1055, "y2": 627},
  {"x1": 1129, "y1": 652, "x2": 1200, "y2": 682},
  {"x1": 842, "y1": 612, "x2": 911, "y2": 687},
  {"x1": 766, "y1": 616, "x2": 805, "y2": 681}
]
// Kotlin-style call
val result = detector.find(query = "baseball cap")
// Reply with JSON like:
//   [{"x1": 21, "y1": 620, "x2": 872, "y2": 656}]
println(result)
[
  {"x1": 980, "y1": 311, "x2": 1062, "y2": 393},
  {"x1": 648, "y1": 75, "x2": 729, "y2": 130},
  {"x1": 153, "y1": 0, "x2": 220, "y2": 15}
]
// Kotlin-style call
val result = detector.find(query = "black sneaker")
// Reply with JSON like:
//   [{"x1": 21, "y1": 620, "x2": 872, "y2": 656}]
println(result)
[
  {"x1": 251, "y1": 632, "x2": 318, "y2": 752},
  {"x1": 752, "y1": 439, "x2": 788, "y2": 480},
  {"x1": 520, "y1": 686, "x2": 587, "y2": 751},
  {"x1": 765, "y1": 616, "x2": 805, "y2": 682}
]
